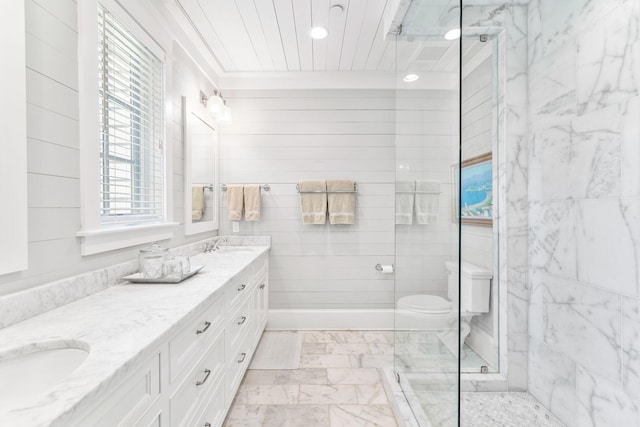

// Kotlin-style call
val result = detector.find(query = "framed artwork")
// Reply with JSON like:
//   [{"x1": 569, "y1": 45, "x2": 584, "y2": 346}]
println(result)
[{"x1": 451, "y1": 152, "x2": 493, "y2": 226}]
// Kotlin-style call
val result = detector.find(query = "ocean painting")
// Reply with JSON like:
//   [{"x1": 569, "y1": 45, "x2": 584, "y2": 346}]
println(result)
[{"x1": 452, "y1": 153, "x2": 493, "y2": 226}]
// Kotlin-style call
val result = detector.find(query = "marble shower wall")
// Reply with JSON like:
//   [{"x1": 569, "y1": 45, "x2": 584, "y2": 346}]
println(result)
[{"x1": 527, "y1": 0, "x2": 640, "y2": 425}]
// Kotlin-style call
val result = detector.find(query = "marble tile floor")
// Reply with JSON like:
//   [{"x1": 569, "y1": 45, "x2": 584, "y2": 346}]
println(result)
[{"x1": 223, "y1": 330, "x2": 398, "y2": 427}]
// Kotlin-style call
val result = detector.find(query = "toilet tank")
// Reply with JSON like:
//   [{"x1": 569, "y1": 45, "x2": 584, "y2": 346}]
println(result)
[{"x1": 445, "y1": 261, "x2": 492, "y2": 313}]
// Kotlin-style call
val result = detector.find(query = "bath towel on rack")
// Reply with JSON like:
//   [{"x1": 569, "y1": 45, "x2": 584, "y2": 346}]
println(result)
[
  {"x1": 243, "y1": 184, "x2": 261, "y2": 221},
  {"x1": 192, "y1": 185, "x2": 205, "y2": 221},
  {"x1": 327, "y1": 180, "x2": 356, "y2": 225},
  {"x1": 299, "y1": 180, "x2": 327, "y2": 224},
  {"x1": 415, "y1": 180, "x2": 440, "y2": 224},
  {"x1": 395, "y1": 181, "x2": 415, "y2": 225},
  {"x1": 226, "y1": 184, "x2": 244, "y2": 221}
]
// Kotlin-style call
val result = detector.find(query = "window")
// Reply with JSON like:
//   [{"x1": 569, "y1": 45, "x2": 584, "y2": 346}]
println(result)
[
  {"x1": 98, "y1": 4, "x2": 164, "y2": 226},
  {"x1": 77, "y1": 0, "x2": 174, "y2": 255}
]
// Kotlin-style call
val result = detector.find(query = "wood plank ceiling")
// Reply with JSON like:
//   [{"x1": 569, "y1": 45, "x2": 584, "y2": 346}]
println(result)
[
  {"x1": 172, "y1": 0, "x2": 487, "y2": 76},
  {"x1": 174, "y1": 0, "x2": 473, "y2": 74}
]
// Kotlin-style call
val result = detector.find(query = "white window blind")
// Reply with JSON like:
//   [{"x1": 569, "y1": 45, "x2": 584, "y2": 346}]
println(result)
[{"x1": 98, "y1": 3, "x2": 164, "y2": 225}]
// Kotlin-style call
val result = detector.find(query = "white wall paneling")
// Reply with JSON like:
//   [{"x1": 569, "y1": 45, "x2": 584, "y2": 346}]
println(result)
[
  {"x1": 219, "y1": 88, "x2": 396, "y2": 310},
  {"x1": 0, "y1": 0, "x2": 219, "y2": 296}
]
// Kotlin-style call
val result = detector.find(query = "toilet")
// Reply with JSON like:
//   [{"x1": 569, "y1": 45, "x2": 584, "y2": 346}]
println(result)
[{"x1": 396, "y1": 261, "x2": 492, "y2": 358}]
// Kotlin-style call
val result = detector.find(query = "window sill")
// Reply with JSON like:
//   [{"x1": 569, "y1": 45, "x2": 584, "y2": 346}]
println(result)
[{"x1": 77, "y1": 222, "x2": 179, "y2": 256}]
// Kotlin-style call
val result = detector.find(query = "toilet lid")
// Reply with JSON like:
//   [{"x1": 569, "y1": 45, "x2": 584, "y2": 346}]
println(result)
[{"x1": 398, "y1": 295, "x2": 453, "y2": 314}]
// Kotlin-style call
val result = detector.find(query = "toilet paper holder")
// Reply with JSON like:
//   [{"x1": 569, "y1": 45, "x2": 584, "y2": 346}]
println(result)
[{"x1": 375, "y1": 264, "x2": 394, "y2": 273}]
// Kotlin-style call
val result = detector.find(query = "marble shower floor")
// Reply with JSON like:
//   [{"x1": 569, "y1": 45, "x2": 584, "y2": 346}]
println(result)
[
  {"x1": 223, "y1": 330, "x2": 398, "y2": 427},
  {"x1": 460, "y1": 392, "x2": 566, "y2": 427}
]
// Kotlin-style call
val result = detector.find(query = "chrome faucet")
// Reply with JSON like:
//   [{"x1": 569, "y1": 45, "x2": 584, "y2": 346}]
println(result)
[{"x1": 205, "y1": 237, "x2": 228, "y2": 252}]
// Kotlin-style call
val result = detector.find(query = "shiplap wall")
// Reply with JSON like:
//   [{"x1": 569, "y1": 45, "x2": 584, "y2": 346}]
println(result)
[
  {"x1": 394, "y1": 89, "x2": 459, "y2": 302},
  {"x1": 461, "y1": 54, "x2": 497, "y2": 365},
  {"x1": 0, "y1": 0, "x2": 216, "y2": 296},
  {"x1": 219, "y1": 89, "x2": 396, "y2": 309}
]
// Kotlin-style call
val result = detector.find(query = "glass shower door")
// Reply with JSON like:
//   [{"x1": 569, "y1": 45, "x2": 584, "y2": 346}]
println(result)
[{"x1": 393, "y1": 1, "x2": 462, "y2": 425}]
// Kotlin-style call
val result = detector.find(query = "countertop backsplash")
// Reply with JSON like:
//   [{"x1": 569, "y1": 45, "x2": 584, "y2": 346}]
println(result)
[{"x1": 0, "y1": 235, "x2": 270, "y2": 329}]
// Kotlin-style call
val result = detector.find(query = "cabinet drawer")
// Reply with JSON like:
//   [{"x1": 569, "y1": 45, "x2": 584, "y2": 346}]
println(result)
[
  {"x1": 225, "y1": 297, "x2": 253, "y2": 360},
  {"x1": 225, "y1": 268, "x2": 252, "y2": 309},
  {"x1": 226, "y1": 335, "x2": 253, "y2": 406},
  {"x1": 192, "y1": 373, "x2": 226, "y2": 427},
  {"x1": 74, "y1": 352, "x2": 160, "y2": 427},
  {"x1": 169, "y1": 295, "x2": 225, "y2": 383},
  {"x1": 134, "y1": 407, "x2": 162, "y2": 427},
  {"x1": 170, "y1": 329, "x2": 225, "y2": 427}
]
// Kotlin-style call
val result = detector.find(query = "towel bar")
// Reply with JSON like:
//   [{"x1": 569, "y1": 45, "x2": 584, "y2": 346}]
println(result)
[
  {"x1": 296, "y1": 183, "x2": 358, "y2": 193},
  {"x1": 396, "y1": 191, "x2": 442, "y2": 194},
  {"x1": 221, "y1": 184, "x2": 270, "y2": 192},
  {"x1": 193, "y1": 184, "x2": 214, "y2": 190}
]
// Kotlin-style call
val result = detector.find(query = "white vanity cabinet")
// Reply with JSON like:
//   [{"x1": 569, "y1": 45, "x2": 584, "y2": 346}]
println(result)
[
  {"x1": 252, "y1": 256, "x2": 269, "y2": 340},
  {"x1": 72, "y1": 351, "x2": 163, "y2": 427},
  {"x1": 71, "y1": 252, "x2": 269, "y2": 427}
]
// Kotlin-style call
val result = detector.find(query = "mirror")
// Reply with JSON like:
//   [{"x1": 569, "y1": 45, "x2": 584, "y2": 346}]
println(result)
[
  {"x1": 183, "y1": 96, "x2": 219, "y2": 235},
  {"x1": 0, "y1": 2, "x2": 28, "y2": 275}
]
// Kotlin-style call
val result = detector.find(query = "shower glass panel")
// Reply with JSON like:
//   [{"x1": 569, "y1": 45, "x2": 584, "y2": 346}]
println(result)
[
  {"x1": 458, "y1": 32, "x2": 501, "y2": 374},
  {"x1": 393, "y1": 1, "x2": 462, "y2": 425}
]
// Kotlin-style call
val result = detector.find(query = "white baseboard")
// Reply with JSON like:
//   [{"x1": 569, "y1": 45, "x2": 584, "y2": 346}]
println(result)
[{"x1": 267, "y1": 309, "x2": 394, "y2": 330}]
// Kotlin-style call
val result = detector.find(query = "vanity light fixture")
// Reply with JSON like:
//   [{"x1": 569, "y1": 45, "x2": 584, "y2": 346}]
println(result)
[
  {"x1": 220, "y1": 101, "x2": 232, "y2": 123},
  {"x1": 200, "y1": 90, "x2": 231, "y2": 121},
  {"x1": 444, "y1": 28, "x2": 461, "y2": 40},
  {"x1": 310, "y1": 26, "x2": 328, "y2": 39},
  {"x1": 403, "y1": 73, "x2": 420, "y2": 83},
  {"x1": 206, "y1": 90, "x2": 225, "y2": 116}
]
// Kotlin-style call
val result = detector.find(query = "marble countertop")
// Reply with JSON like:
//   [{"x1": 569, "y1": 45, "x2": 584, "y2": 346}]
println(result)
[{"x1": 0, "y1": 245, "x2": 269, "y2": 427}]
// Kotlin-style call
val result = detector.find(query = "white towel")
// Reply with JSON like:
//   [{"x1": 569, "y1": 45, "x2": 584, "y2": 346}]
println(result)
[
  {"x1": 299, "y1": 180, "x2": 327, "y2": 224},
  {"x1": 395, "y1": 181, "x2": 415, "y2": 225},
  {"x1": 327, "y1": 180, "x2": 355, "y2": 225},
  {"x1": 192, "y1": 185, "x2": 205, "y2": 221},
  {"x1": 226, "y1": 185, "x2": 244, "y2": 221},
  {"x1": 415, "y1": 180, "x2": 440, "y2": 224},
  {"x1": 243, "y1": 184, "x2": 261, "y2": 221}
]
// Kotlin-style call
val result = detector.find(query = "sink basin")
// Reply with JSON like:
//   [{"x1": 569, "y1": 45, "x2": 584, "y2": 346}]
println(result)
[
  {"x1": 214, "y1": 246, "x2": 253, "y2": 254},
  {"x1": 0, "y1": 341, "x2": 90, "y2": 413}
]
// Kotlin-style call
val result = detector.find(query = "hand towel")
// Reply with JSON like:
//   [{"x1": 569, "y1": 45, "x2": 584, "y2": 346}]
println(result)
[
  {"x1": 299, "y1": 180, "x2": 327, "y2": 224},
  {"x1": 415, "y1": 180, "x2": 440, "y2": 224},
  {"x1": 395, "y1": 181, "x2": 415, "y2": 225},
  {"x1": 327, "y1": 180, "x2": 355, "y2": 225},
  {"x1": 192, "y1": 185, "x2": 205, "y2": 221},
  {"x1": 226, "y1": 184, "x2": 244, "y2": 221},
  {"x1": 243, "y1": 184, "x2": 261, "y2": 221}
]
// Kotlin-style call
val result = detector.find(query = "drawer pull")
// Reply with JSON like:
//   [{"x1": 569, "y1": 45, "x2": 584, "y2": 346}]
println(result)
[
  {"x1": 237, "y1": 316, "x2": 247, "y2": 325},
  {"x1": 196, "y1": 369, "x2": 211, "y2": 386},
  {"x1": 196, "y1": 321, "x2": 211, "y2": 335},
  {"x1": 238, "y1": 284, "x2": 247, "y2": 292},
  {"x1": 205, "y1": 424, "x2": 211, "y2": 427},
  {"x1": 237, "y1": 352, "x2": 247, "y2": 363},
  {"x1": 260, "y1": 283, "x2": 266, "y2": 289}
]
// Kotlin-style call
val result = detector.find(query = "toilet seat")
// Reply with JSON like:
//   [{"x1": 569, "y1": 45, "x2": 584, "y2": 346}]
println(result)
[{"x1": 397, "y1": 294, "x2": 453, "y2": 314}]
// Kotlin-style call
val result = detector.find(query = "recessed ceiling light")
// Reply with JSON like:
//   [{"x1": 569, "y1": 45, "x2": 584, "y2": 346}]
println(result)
[
  {"x1": 403, "y1": 73, "x2": 420, "y2": 83},
  {"x1": 444, "y1": 28, "x2": 461, "y2": 40},
  {"x1": 330, "y1": 4, "x2": 344, "y2": 16},
  {"x1": 310, "y1": 27, "x2": 328, "y2": 39}
]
